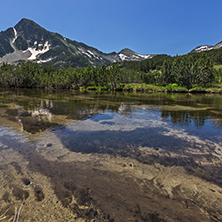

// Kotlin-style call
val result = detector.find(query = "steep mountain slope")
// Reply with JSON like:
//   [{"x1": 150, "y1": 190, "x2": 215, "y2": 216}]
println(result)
[{"x1": 0, "y1": 18, "x2": 154, "y2": 67}]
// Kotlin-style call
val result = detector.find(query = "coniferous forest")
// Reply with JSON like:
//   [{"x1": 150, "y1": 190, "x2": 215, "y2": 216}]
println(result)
[{"x1": 0, "y1": 49, "x2": 222, "y2": 92}]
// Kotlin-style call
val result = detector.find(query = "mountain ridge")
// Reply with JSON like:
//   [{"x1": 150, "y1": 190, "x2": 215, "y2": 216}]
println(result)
[
  {"x1": 190, "y1": 41, "x2": 222, "y2": 53},
  {"x1": 0, "y1": 18, "x2": 154, "y2": 67},
  {"x1": 1, "y1": 18, "x2": 222, "y2": 67}
]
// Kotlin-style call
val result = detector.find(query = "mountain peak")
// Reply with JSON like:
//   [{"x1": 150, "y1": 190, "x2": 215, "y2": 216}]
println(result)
[
  {"x1": 19, "y1": 18, "x2": 32, "y2": 23},
  {"x1": 0, "y1": 19, "x2": 153, "y2": 67},
  {"x1": 118, "y1": 48, "x2": 154, "y2": 61},
  {"x1": 15, "y1": 18, "x2": 37, "y2": 27},
  {"x1": 119, "y1": 48, "x2": 136, "y2": 55},
  {"x1": 15, "y1": 18, "x2": 43, "y2": 31}
]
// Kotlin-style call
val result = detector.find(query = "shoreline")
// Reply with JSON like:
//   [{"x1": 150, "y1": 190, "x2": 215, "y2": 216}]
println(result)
[
  {"x1": 1, "y1": 83, "x2": 222, "y2": 94},
  {"x1": 84, "y1": 83, "x2": 222, "y2": 94}
]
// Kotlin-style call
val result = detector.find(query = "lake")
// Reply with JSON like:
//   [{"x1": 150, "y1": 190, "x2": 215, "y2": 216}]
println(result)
[{"x1": 0, "y1": 89, "x2": 222, "y2": 221}]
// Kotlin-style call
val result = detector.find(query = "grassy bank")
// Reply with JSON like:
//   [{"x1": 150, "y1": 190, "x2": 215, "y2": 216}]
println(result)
[{"x1": 83, "y1": 83, "x2": 222, "y2": 94}]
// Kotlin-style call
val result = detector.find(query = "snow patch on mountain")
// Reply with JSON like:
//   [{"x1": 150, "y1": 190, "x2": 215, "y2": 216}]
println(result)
[
  {"x1": 12, "y1": 28, "x2": 18, "y2": 44},
  {"x1": 87, "y1": 50, "x2": 95, "y2": 57},
  {"x1": 191, "y1": 41, "x2": 222, "y2": 53},
  {"x1": 118, "y1": 52, "x2": 154, "y2": 61},
  {"x1": 192, "y1": 45, "x2": 213, "y2": 53},
  {"x1": 77, "y1": 48, "x2": 102, "y2": 61},
  {"x1": 119, "y1": 53, "x2": 128, "y2": 61},
  {"x1": 214, "y1": 41, "x2": 222, "y2": 49},
  {"x1": 140, "y1": 54, "x2": 153, "y2": 59},
  {"x1": 23, "y1": 41, "x2": 51, "y2": 60},
  {"x1": 78, "y1": 48, "x2": 92, "y2": 58},
  {"x1": 37, "y1": 58, "x2": 52, "y2": 64}
]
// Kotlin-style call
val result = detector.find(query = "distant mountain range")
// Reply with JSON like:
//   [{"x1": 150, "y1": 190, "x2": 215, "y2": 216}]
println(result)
[
  {"x1": 0, "y1": 18, "x2": 154, "y2": 67},
  {"x1": 0, "y1": 18, "x2": 222, "y2": 68}
]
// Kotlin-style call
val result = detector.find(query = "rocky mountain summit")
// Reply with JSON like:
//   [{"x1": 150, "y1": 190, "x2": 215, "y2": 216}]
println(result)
[
  {"x1": 190, "y1": 41, "x2": 222, "y2": 53},
  {"x1": 0, "y1": 18, "x2": 153, "y2": 67}
]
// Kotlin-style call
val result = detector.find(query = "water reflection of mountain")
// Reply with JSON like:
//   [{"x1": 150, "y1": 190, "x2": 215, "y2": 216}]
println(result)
[{"x1": 1, "y1": 90, "x2": 222, "y2": 133}]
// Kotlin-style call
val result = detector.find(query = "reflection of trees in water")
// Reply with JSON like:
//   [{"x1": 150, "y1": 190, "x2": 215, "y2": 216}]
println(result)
[
  {"x1": 161, "y1": 110, "x2": 209, "y2": 128},
  {"x1": 2, "y1": 90, "x2": 222, "y2": 130}
]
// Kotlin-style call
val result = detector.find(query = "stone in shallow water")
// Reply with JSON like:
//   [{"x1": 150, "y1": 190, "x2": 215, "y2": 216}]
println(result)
[
  {"x1": 34, "y1": 186, "x2": 45, "y2": 201},
  {"x1": 46, "y1": 143, "x2": 53, "y2": 147},
  {"x1": 22, "y1": 178, "x2": 31, "y2": 186}
]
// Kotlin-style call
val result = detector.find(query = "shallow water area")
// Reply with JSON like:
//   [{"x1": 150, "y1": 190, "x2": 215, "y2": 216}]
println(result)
[{"x1": 0, "y1": 89, "x2": 222, "y2": 221}]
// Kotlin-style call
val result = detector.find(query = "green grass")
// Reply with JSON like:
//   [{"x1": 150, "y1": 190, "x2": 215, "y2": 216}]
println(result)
[
  {"x1": 118, "y1": 83, "x2": 188, "y2": 92},
  {"x1": 82, "y1": 82, "x2": 222, "y2": 94},
  {"x1": 189, "y1": 84, "x2": 222, "y2": 93}
]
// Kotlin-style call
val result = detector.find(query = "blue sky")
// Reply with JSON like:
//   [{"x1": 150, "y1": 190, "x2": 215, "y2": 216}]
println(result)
[{"x1": 1, "y1": 0, "x2": 222, "y2": 55}]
